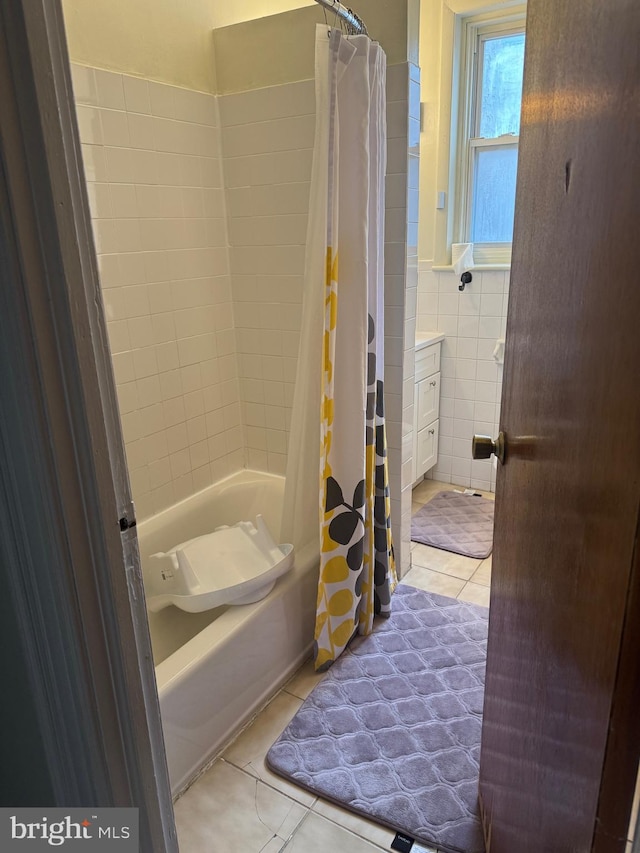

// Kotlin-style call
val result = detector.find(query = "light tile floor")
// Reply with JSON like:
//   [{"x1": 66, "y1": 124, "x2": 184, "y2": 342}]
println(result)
[
  {"x1": 174, "y1": 657, "x2": 439, "y2": 853},
  {"x1": 405, "y1": 478, "x2": 494, "y2": 610},
  {"x1": 174, "y1": 479, "x2": 492, "y2": 852}
]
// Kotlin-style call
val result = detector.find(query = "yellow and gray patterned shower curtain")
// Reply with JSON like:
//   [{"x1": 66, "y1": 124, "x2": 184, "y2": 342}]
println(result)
[{"x1": 282, "y1": 26, "x2": 396, "y2": 671}]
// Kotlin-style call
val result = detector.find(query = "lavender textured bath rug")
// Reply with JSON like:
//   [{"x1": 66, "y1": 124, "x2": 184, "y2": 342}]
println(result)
[
  {"x1": 411, "y1": 491, "x2": 494, "y2": 559},
  {"x1": 266, "y1": 585, "x2": 488, "y2": 853}
]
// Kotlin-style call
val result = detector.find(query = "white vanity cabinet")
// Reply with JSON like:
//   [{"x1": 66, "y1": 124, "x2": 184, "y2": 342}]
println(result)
[{"x1": 413, "y1": 335, "x2": 443, "y2": 483}]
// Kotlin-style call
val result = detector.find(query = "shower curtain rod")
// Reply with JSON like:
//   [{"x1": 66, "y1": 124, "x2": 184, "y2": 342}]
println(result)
[{"x1": 313, "y1": 0, "x2": 368, "y2": 35}]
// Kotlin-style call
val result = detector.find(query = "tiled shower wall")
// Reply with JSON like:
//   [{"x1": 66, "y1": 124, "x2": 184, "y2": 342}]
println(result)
[
  {"x1": 401, "y1": 64, "x2": 420, "y2": 575},
  {"x1": 416, "y1": 264, "x2": 508, "y2": 491},
  {"x1": 218, "y1": 80, "x2": 313, "y2": 476},
  {"x1": 73, "y1": 62, "x2": 416, "y2": 543},
  {"x1": 384, "y1": 63, "x2": 419, "y2": 576},
  {"x1": 72, "y1": 64, "x2": 242, "y2": 521},
  {"x1": 219, "y1": 65, "x2": 414, "y2": 572}
]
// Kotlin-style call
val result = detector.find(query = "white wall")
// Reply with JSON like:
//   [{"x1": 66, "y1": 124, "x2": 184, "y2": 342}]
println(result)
[
  {"x1": 211, "y1": 1, "x2": 314, "y2": 29},
  {"x1": 416, "y1": 0, "x2": 521, "y2": 491},
  {"x1": 72, "y1": 65, "x2": 242, "y2": 521},
  {"x1": 212, "y1": 1, "x2": 409, "y2": 94},
  {"x1": 62, "y1": 0, "x2": 219, "y2": 93},
  {"x1": 417, "y1": 264, "x2": 506, "y2": 490},
  {"x1": 418, "y1": 0, "x2": 524, "y2": 262},
  {"x1": 218, "y1": 79, "x2": 313, "y2": 475},
  {"x1": 418, "y1": 0, "x2": 455, "y2": 265}
]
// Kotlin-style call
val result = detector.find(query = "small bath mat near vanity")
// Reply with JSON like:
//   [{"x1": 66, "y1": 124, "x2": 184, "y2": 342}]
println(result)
[
  {"x1": 411, "y1": 491, "x2": 494, "y2": 559},
  {"x1": 266, "y1": 585, "x2": 488, "y2": 853}
]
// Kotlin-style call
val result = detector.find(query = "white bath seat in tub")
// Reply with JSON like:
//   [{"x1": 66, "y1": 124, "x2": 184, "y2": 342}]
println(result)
[{"x1": 146, "y1": 515, "x2": 294, "y2": 613}]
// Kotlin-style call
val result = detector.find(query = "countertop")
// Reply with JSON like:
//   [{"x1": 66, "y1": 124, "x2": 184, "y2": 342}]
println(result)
[{"x1": 415, "y1": 331, "x2": 445, "y2": 352}]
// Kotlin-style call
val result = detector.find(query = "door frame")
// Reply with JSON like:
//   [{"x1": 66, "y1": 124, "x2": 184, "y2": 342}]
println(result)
[
  {"x1": 592, "y1": 531, "x2": 640, "y2": 852},
  {"x1": 0, "y1": 1, "x2": 176, "y2": 848}
]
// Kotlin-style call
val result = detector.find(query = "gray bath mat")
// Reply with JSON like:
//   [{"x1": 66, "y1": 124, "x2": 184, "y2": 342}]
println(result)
[
  {"x1": 411, "y1": 491, "x2": 494, "y2": 559},
  {"x1": 266, "y1": 585, "x2": 488, "y2": 853}
]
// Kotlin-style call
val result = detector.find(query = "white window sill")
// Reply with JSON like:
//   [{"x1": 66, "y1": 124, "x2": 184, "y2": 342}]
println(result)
[{"x1": 432, "y1": 264, "x2": 511, "y2": 273}]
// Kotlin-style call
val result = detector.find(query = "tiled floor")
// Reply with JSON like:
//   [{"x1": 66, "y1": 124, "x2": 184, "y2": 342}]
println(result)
[
  {"x1": 174, "y1": 479, "x2": 492, "y2": 852},
  {"x1": 405, "y1": 478, "x2": 494, "y2": 610},
  {"x1": 174, "y1": 658, "x2": 438, "y2": 852}
]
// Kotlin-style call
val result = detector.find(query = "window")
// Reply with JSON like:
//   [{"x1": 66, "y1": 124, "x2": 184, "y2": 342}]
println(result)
[{"x1": 453, "y1": 13, "x2": 526, "y2": 265}]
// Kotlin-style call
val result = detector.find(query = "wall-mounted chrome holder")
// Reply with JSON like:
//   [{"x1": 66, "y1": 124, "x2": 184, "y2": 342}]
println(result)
[{"x1": 459, "y1": 271, "x2": 472, "y2": 292}]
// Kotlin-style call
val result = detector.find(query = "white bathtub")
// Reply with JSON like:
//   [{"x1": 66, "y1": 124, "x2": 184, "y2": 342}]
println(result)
[{"x1": 136, "y1": 470, "x2": 319, "y2": 795}]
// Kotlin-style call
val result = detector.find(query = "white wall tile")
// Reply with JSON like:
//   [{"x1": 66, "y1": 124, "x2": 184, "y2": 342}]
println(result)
[
  {"x1": 127, "y1": 316, "x2": 155, "y2": 351},
  {"x1": 457, "y1": 315, "x2": 480, "y2": 338},
  {"x1": 86, "y1": 183, "x2": 112, "y2": 218},
  {"x1": 104, "y1": 146, "x2": 134, "y2": 183},
  {"x1": 100, "y1": 109, "x2": 130, "y2": 147},
  {"x1": 76, "y1": 69, "x2": 238, "y2": 521},
  {"x1": 123, "y1": 76, "x2": 151, "y2": 115},
  {"x1": 476, "y1": 338, "x2": 496, "y2": 360},
  {"x1": 110, "y1": 184, "x2": 138, "y2": 218},
  {"x1": 81, "y1": 144, "x2": 108, "y2": 182},
  {"x1": 222, "y1": 115, "x2": 314, "y2": 158},
  {"x1": 94, "y1": 69, "x2": 125, "y2": 110},
  {"x1": 478, "y1": 316, "x2": 502, "y2": 339},
  {"x1": 438, "y1": 315, "x2": 459, "y2": 337},
  {"x1": 476, "y1": 360, "x2": 499, "y2": 383},
  {"x1": 480, "y1": 293, "x2": 503, "y2": 317},
  {"x1": 70, "y1": 64, "x2": 98, "y2": 106},
  {"x1": 455, "y1": 359, "x2": 476, "y2": 380},
  {"x1": 387, "y1": 101, "x2": 408, "y2": 138},
  {"x1": 481, "y1": 271, "x2": 505, "y2": 293},
  {"x1": 107, "y1": 320, "x2": 130, "y2": 353},
  {"x1": 128, "y1": 113, "x2": 155, "y2": 149},
  {"x1": 417, "y1": 262, "x2": 509, "y2": 493},
  {"x1": 458, "y1": 292, "x2": 481, "y2": 316},
  {"x1": 438, "y1": 292, "x2": 459, "y2": 315},
  {"x1": 219, "y1": 79, "x2": 314, "y2": 127},
  {"x1": 76, "y1": 105, "x2": 103, "y2": 145},
  {"x1": 457, "y1": 337, "x2": 478, "y2": 359}
]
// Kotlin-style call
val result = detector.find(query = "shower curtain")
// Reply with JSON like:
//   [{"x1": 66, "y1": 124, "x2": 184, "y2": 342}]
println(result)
[{"x1": 282, "y1": 25, "x2": 396, "y2": 671}]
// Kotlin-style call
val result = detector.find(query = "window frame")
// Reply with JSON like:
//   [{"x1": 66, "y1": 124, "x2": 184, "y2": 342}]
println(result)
[{"x1": 452, "y1": 9, "x2": 527, "y2": 267}]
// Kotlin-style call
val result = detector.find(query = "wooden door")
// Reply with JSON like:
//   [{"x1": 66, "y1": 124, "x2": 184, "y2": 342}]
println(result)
[{"x1": 479, "y1": 1, "x2": 640, "y2": 851}]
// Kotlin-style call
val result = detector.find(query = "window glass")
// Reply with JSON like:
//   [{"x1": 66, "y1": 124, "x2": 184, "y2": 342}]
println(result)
[
  {"x1": 479, "y1": 33, "x2": 525, "y2": 138},
  {"x1": 471, "y1": 144, "x2": 518, "y2": 243}
]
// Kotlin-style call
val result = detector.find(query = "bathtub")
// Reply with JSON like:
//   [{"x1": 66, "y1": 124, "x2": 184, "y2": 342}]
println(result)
[{"x1": 136, "y1": 470, "x2": 319, "y2": 795}]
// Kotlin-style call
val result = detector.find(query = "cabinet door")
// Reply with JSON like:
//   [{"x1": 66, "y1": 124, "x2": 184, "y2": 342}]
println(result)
[
  {"x1": 417, "y1": 372, "x2": 440, "y2": 432},
  {"x1": 416, "y1": 419, "x2": 439, "y2": 476},
  {"x1": 415, "y1": 342, "x2": 441, "y2": 382}
]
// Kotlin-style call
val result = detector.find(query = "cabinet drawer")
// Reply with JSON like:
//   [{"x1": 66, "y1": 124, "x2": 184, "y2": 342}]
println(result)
[
  {"x1": 416, "y1": 372, "x2": 440, "y2": 432},
  {"x1": 415, "y1": 342, "x2": 441, "y2": 383},
  {"x1": 416, "y1": 419, "x2": 439, "y2": 476}
]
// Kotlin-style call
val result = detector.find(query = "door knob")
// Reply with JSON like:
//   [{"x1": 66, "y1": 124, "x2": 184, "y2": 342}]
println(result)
[{"x1": 472, "y1": 432, "x2": 506, "y2": 465}]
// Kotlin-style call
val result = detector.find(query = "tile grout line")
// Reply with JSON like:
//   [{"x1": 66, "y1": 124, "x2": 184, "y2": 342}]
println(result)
[{"x1": 219, "y1": 756, "x2": 318, "y2": 812}]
